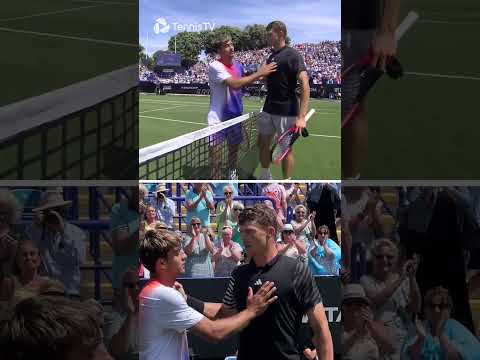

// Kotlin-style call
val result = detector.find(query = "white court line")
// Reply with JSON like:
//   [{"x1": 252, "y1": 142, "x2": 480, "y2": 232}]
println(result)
[
  {"x1": 405, "y1": 72, "x2": 480, "y2": 81},
  {"x1": 141, "y1": 99, "x2": 338, "y2": 114},
  {"x1": 140, "y1": 115, "x2": 206, "y2": 126},
  {"x1": 420, "y1": 19, "x2": 480, "y2": 25},
  {"x1": 0, "y1": 26, "x2": 137, "y2": 47},
  {"x1": 0, "y1": 4, "x2": 107, "y2": 22},
  {"x1": 140, "y1": 114, "x2": 340, "y2": 139},
  {"x1": 72, "y1": 0, "x2": 136, "y2": 5},
  {"x1": 139, "y1": 105, "x2": 186, "y2": 114},
  {"x1": 309, "y1": 133, "x2": 340, "y2": 139}
]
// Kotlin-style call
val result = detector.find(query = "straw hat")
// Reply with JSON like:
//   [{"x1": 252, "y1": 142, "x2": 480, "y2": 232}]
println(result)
[
  {"x1": 32, "y1": 190, "x2": 71, "y2": 212},
  {"x1": 155, "y1": 183, "x2": 168, "y2": 193},
  {"x1": 342, "y1": 284, "x2": 370, "y2": 305}
]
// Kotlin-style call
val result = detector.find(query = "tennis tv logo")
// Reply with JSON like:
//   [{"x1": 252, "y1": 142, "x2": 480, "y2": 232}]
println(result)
[
  {"x1": 154, "y1": 17, "x2": 170, "y2": 34},
  {"x1": 153, "y1": 17, "x2": 216, "y2": 34}
]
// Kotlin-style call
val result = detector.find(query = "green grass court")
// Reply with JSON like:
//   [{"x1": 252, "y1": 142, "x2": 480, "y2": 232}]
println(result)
[
  {"x1": 1, "y1": 0, "x2": 137, "y2": 108},
  {"x1": 364, "y1": 0, "x2": 480, "y2": 179},
  {"x1": 139, "y1": 94, "x2": 340, "y2": 180}
]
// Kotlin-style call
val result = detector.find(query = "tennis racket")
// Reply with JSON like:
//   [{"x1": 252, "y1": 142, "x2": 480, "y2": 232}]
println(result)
[
  {"x1": 270, "y1": 108, "x2": 316, "y2": 165},
  {"x1": 341, "y1": 11, "x2": 419, "y2": 129}
]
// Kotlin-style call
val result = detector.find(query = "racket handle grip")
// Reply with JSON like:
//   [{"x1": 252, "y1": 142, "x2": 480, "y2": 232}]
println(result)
[{"x1": 301, "y1": 128, "x2": 309, "y2": 137}]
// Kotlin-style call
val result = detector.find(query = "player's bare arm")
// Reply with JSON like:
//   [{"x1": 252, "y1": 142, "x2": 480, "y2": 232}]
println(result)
[
  {"x1": 225, "y1": 63, "x2": 277, "y2": 90},
  {"x1": 371, "y1": 0, "x2": 401, "y2": 70},
  {"x1": 296, "y1": 70, "x2": 310, "y2": 131},
  {"x1": 190, "y1": 281, "x2": 277, "y2": 343},
  {"x1": 308, "y1": 302, "x2": 334, "y2": 360}
]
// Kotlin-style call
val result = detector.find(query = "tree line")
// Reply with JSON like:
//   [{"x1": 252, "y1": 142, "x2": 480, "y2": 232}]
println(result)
[{"x1": 139, "y1": 24, "x2": 290, "y2": 69}]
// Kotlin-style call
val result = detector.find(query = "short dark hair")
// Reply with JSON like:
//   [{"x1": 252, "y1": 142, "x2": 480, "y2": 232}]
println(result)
[
  {"x1": 238, "y1": 203, "x2": 279, "y2": 234},
  {"x1": 266, "y1": 21, "x2": 287, "y2": 38},
  {"x1": 213, "y1": 34, "x2": 232, "y2": 52},
  {"x1": 140, "y1": 229, "x2": 182, "y2": 272},
  {"x1": 0, "y1": 296, "x2": 101, "y2": 360}
]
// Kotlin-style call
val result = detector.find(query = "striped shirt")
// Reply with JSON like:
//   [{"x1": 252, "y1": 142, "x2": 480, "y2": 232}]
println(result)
[{"x1": 223, "y1": 255, "x2": 322, "y2": 360}]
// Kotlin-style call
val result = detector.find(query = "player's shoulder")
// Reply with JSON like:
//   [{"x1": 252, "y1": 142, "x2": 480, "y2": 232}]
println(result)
[
  {"x1": 231, "y1": 262, "x2": 253, "y2": 279},
  {"x1": 140, "y1": 282, "x2": 183, "y2": 305},
  {"x1": 280, "y1": 254, "x2": 304, "y2": 269},
  {"x1": 285, "y1": 46, "x2": 303, "y2": 58},
  {"x1": 209, "y1": 60, "x2": 223, "y2": 70},
  {"x1": 289, "y1": 256, "x2": 313, "y2": 278}
]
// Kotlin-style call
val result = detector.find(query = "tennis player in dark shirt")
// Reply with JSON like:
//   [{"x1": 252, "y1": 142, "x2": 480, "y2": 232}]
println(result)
[
  {"x1": 258, "y1": 21, "x2": 310, "y2": 180},
  {"x1": 217, "y1": 203, "x2": 333, "y2": 360},
  {"x1": 342, "y1": 0, "x2": 401, "y2": 179}
]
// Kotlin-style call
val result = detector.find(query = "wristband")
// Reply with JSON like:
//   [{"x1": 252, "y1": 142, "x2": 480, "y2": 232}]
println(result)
[{"x1": 187, "y1": 296, "x2": 205, "y2": 314}]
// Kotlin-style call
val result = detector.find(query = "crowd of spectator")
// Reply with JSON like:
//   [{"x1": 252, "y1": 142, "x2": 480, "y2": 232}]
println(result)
[
  {"x1": 0, "y1": 187, "x2": 141, "y2": 360},
  {"x1": 138, "y1": 183, "x2": 342, "y2": 279},
  {"x1": 139, "y1": 41, "x2": 340, "y2": 86},
  {"x1": 341, "y1": 186, "x2": 480, "y2": 360},
  {"x1": 139, "y1": 64, "x2": 161, "y2": 83}
]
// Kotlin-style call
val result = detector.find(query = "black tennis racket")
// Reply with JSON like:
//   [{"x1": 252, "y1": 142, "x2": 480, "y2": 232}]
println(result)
[
  {"x1": 270, "y1": 109, "x2": 315, "y2": 165},
  {"x1": 341, "y1": 11, "x2": 419, "y2": 129}
]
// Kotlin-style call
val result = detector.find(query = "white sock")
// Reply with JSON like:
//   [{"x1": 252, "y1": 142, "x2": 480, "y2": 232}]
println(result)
[{"x1": 344, "y1": 173, "x2": 361, "y2": 180}]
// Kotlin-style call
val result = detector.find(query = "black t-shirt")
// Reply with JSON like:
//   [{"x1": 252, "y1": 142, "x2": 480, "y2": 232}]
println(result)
[
  {"x1": 342, "y1": 0, "x2": 380, "y2": 29},
  {"x1": 264, "y1": 46, "x2": 307, "y2": 116},
  {"x1": 223, "y1": 255, "x2": 322, "y2": 360}
]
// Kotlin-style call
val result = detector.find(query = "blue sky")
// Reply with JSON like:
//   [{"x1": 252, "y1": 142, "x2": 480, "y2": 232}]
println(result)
[{"x1": 140, "y1": 0, "x2": 340, "y2": 55}]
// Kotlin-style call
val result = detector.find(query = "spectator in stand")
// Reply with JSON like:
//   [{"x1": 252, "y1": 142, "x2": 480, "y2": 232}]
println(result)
[
  {"x1": 342, "y1": 284, "x2": 395, "y2": 360},
  {"x1": 308, "y1": 225, "x2": 341, "y2": 276},
  {"x1": 110, "y1": 189, "x2": 139, "y2": 300},
  {"x1": 306, "y1": 183, "x2": 340, "y2": 244},
  {"x1": 402, "y1": 286, "x2": 480, "y2": 360},
  {"x1": 0, "y1": 189, "x2": 20, "y2": 285},
  {"x1": 104, "y1": 267, "x2": 139, "y2": 360},
  {"x1": 291, "y1": 205, "x2": 316, "y2": 244},
  {"x1": 153, "y1": 184, "x2": 176, "y2": 229},
  {"x1": 343, "y1": 187, "x2": 384, "y2": 282},
  {"x1": 26, "y1": 190, "x2": 86, "y2": 298},
  {"x1": 231, "y1": 203, "x2": 244, "y2": 248},
  {"x1": 215, "y1": 185, "x2": 241, "y2": 231},
  {"x1": 139, "y1": 184, "x2": 148, "y2": 218},
  {"x1": 0, "y1": 295, "x2": 113, "y2": 360},
  {"x1": 276, "y1": 223, "x2": 307, "y2": 262},
  {"x1": 182, "y1": 217, "x2": 215, "y2": 277},
  {"x1": 360, "y1": 238, "x2": 421, "y2": 360},
  {"x1": 210, "y1": 182, "x2": 239, "y2": 198},
  {"x1": 285, "y1": 183, "x2": 304, "y2": 209},
  {"x1": 144, "y1": 206, "x2": 157, "y2": 231},
  {"x1": 212, "y1": 224, "x2": 242, "y2": 277},
  {"x1": 262, "y1": 183, "x2": 287, "y2": 223},
  {"x1": 0, "y1": 239, "x2": 50, "y2": 306},
  {"x1": 185, "y1": 184, "x2": 215, "y2": 227},
  {"x1": 401, "y1": 187, "x2": 476, "y2": 333}
]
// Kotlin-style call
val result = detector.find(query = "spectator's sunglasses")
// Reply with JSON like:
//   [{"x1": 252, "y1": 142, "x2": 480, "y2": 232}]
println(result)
[
  {"x1": 224, "y1": 191, "x2": 233, "y2": 195},
  {"x1": 233, "y1": 208, "x2": 242, "y2": 212},
  {"x1": 319, "y1": 231, "x2": 328, "y2": 235},
  {"x1": 295, "y1": 211, "x2": 306, "y2": 215},
  {"x1": 282, "y1": 230, "x2": 294, "y2": 234},
  {"x1": 191, "y1": 222, "x2": 201, "y2": 226}
]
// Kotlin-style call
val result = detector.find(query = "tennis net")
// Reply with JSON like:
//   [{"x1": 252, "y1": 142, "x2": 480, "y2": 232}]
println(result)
[
  {"x1": 139, "y1": 112, "x2": 260, "y2": 180},
  {"x1": 0, "y1": 65, "x2": 138, "y2": 180}
]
